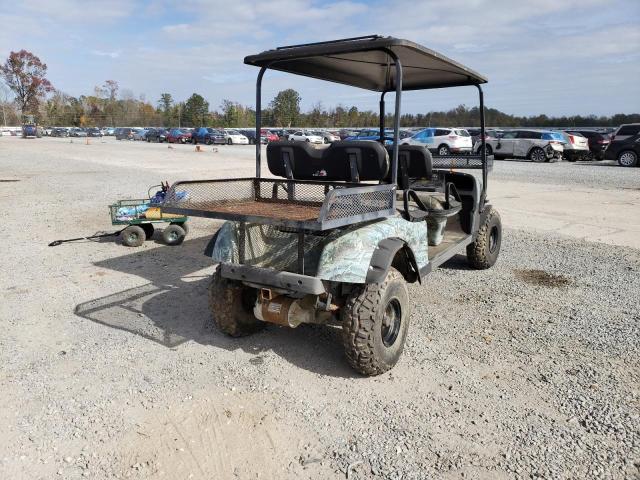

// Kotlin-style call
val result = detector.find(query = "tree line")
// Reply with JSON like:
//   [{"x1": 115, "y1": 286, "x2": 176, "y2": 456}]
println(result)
[{"x1": 1, "y1": 50, "x2": 638, "y2": 129}]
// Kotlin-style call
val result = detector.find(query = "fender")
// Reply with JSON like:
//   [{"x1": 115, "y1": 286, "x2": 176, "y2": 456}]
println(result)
[
  {"x1": 316, "y1": 216, "x2": 429, "y2": 284},
  {"x1": 366, "y1": 238, "x2": 420, "y2": 284},
  {"x1": 203, "y1": 229, "x2": 220, "y2": 257}
]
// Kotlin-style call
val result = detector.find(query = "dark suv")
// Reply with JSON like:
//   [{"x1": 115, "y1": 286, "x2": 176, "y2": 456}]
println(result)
[
  {"x1": 605, "y1": 124, "x2": 640, "y2": 167},
  {"x1": 115, "y1": 128, "x2": 134, "y2": 140},
  {"x1": 565, "y1": 129, "x2": 610, "y2": 160}
]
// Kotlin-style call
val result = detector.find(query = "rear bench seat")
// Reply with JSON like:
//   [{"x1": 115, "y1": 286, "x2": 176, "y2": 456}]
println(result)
[{"x1": 267, "y1": 140, "x2": 389, "y2": 182}]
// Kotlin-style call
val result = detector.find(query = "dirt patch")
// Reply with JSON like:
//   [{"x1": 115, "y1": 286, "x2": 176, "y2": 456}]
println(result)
[{"x1": 515, "y1": 269, "x2": 572, "y2": 287}]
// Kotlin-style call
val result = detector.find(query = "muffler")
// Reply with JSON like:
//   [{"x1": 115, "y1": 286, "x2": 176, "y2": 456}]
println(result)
[{"x1": 253, "y1": 290, "x2": 332, "y2": 328}]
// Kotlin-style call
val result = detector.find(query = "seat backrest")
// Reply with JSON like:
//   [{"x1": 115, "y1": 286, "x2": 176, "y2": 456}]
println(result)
[
  {"x1": 385, "y1": 145, "x2": 433, "y2": 188},
  {"x1": 267, "y1": 141, "x2": 325, "y2": 179},
  {"x1": 322, "y1": 141, "x2": 389, "y2": 182},
  {"x1": 267, "y1": 140, "x2": 389, "y2": 182}
]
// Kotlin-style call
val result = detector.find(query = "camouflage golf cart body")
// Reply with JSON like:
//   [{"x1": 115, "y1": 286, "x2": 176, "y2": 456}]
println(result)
[{"x1": 163, "y1": 36, "x2": 502, "y2": 375}]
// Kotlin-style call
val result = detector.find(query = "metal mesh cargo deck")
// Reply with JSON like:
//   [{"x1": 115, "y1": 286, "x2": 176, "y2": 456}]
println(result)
[{"x1": 162, "y1": 177, "x2": 396, "y2": 231}]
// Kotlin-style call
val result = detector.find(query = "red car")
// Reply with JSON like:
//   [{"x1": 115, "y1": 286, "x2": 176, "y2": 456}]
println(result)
[
  {"x1": 261, "y1": 129, "x2": 279, "y2": 142},
  {"x1": 167, "y1": 128, "x2": 192, "y2": 144}
]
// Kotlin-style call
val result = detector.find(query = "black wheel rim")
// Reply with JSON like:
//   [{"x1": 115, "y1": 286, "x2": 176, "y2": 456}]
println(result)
[
  {"x1": 489, "y1": 226, "x2": 499, "y2": 253},
  {"x1": 381, "y1": 298, "x2": 402, "y2": 347}
]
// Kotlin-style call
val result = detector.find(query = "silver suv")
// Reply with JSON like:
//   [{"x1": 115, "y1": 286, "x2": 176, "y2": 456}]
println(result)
[{"x1": 474, "y1": 129, "x2": 564, "y2": 162}]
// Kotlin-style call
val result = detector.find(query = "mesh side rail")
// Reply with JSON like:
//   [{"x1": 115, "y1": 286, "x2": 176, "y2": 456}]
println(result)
[
  {"x1": 163, "y1": 178, "x2": 397, "y2": 229},
  {"x1": 431, "y1": 155, "x2": 493, "y2": 170}
]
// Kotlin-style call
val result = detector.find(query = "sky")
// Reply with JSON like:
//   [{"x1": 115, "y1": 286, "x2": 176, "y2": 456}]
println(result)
[{"x1": 0, "y1": 0, "x2": 639, "y2": 117}]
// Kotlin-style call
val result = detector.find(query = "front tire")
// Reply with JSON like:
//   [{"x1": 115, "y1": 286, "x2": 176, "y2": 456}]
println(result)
[
  {"x1": 227, "y1": 138, "x2": 232, "y2": 145},
  {"x1": 438, "y1": 144, "x2": 450, "y2": 155},
  {"x1": 208, "y1": 266, "x2": 264, "y2": 337},
  {"x1": 618, "y1": 150, "x2": 638, "y2": 167},
  {"x1": 121, "y1": 225, "x2": 146, "y2": 247},
  {"x1": 341, "y1": 268, "x2": 410, "y2": 376},
  {"x1": 467, "y1": 207, "x2": 502, "y2": 269}
]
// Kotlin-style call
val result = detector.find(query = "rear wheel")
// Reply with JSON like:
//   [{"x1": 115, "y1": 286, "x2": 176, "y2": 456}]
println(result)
[
  {"x1": 121, "y1": 225, "x2": 146, "y2": 247},
  {"x1": 529, "y1": 147, "x2": 547, "y2": 163},
  {"x1": 618, "y1": 150, "x2": 638, "y2": 167},
  {"x1": 162, "y1": 224, "x2": 186, "y2": 246},
  {"x1": 438, "y1": 144, "x2": 450, "y2": 155},
  {"x1": 467, "y1": 208, "x2": 502, "y2": 269},
  {"x1": 341, "y1": 268, "x2": 410, "y2": 376},
  {"x1": 208, "y1": 266, "x2": 264, "y2": 337}
]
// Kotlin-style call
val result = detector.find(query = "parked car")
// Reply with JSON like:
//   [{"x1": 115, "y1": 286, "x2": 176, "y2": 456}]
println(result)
[
  {"x1": 239, "y1": 129, "x2": 259, "y2": 144},
  {"x1": 467, "y1": 127, "x2": 503, "y2": 144},
  {"x1": 69, "y1": 127, "x2": 87, "y2": 137},
  {"x1": 605, "y1": 132, "x2": 640, "y2": 167},
  {"x1": 564, "y1": 129, "x2": 610, "y2": 160},
  {"x1": 261, "y1": 129, "x2": 279, "y2": 143},
  {"x1": 86, "y1": 127, "x2": 102, "y2": 137},
  {"x1": 192, "y1": 127, "x2": 226, "y2": 145},
  {"x1": 166, "y1": 128, "x2": 192, "y2": 144},
  {"x1": 345, "y1": 129, "x2": 388, "y2": 143},
  {"x1": 606, "y1": 124, "x2": 640, "y2": 166},
  {"x1": 223, "y1": 129, "x2": 249, "y2": 145},
  {"x1": 402, "y1": 127, "x2": 472, "y2": 155},
  {"x1": 287, "y1": 129, "x2": 323, "y2": 144},
  {"x1": 115, "y1": 128, "x2": 134, "y2": 140},
  {"x1": 314, "y1": 129, "x2": 340, "y2": 143},
  {"x1": 558, "y1": 131, "x2": 589, "y2": 161},
  {"x1": 475, "y1": 129, "x2": 564, "y2": 162},
  {"x1": 339, "y1": 128, "x2": 358, "y2": 140},
  {"x1": 145, "y1": 128, "x2": 169, "y2": 143},
  {"x1": 51, "y1": 127, "x2": 69, "y2": 137},
  {"x1": 131, "y1": 128, "x2": 148, "y2": 141}
]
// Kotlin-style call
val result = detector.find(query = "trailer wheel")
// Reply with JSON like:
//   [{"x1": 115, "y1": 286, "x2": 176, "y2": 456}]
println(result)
[
  {"x1": 121, "y1": 225, "x2": 146, "y2": 247},
  {"x1": 341, "y1": 268, "x2": 410, "y2": 376},
  {"x1": 208, "y1": 266, "x2": 264, "y2": 337},
  {"x1": 171, "y1": 221, "x2": 188, "y2": 235},
  {"x1": 467, "y1": 207, "x2": 502, "y2": 269},
  {"x1": 162, "y1": 224, "x2": 186, "y2": 246},
  {"x1": 140, "y1": 223, "x2": 155, "y2": 239}
]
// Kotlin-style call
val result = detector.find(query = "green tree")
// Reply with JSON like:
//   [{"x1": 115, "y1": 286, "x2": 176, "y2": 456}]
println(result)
[
  {"x1": 270, "y1": 89, "x2": 301, "y2": 127},
  {"x1": 183, "y1": 93, "x2": 209, "y2": 127},
  {"x1": 158, "y1": 93, "x2": 174, "y2": 126}
]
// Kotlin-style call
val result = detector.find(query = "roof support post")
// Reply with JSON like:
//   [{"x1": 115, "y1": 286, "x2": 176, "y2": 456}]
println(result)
[
  {"x1": 379, "y1": 91, "x2": 386, "y2": 146},
  {"x1": 255, "y1": 66, "x2": 267, "y2": 178},
  {"x1": 382, "y1": 49, "x2": 402, "y2": 186},
  {"x1": 476, "y1": 84, "x2": 487, "y2": 200}
]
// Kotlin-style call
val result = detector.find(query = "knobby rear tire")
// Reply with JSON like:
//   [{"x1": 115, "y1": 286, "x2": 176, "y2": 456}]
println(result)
[
  {"x1": 208, "y1": 266, "x2": 264, "y2": 337},
  {"x1": 341, "y1": 268, "x2": 410, "y2": 376}
]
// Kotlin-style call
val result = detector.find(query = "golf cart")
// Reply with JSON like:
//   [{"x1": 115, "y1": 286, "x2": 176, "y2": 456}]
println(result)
[{"x1": 162, "y1": 36, "x2": 502, "y2": 375}]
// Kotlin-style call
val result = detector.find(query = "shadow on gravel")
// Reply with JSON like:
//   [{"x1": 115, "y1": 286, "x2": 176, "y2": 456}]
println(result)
[
  {"x1": 438, "y1": 253, "x2": 473, "y2": 271},
  {"x1": 570, "y1": 160, "x2": 618, "y2": 168},
  {"x1": 74, "y1": 235, "x2": 357, "y2": 378}
]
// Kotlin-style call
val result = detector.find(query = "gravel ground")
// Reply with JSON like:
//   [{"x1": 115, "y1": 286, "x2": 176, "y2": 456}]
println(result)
[{"x1": 1, "y1": 137, "x2": 638, "y2": 479}]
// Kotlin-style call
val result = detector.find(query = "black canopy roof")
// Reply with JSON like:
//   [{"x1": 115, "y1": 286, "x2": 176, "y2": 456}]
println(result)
[{"x1": 244, "y1": 35, "x2": 487, "y2": 92}]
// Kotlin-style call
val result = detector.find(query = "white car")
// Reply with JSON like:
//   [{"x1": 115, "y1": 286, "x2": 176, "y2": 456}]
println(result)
[
  {"x1": 402, "y1": 127, "x2": 472, "y2": 155},
  {"x1": 559, "y1": 131, "x2": 589, "y2": 162},
  {"x1": 288, "y1": 130, "x2": 324, "y2": 144},
  {"x1": 224, "y1": 129, "x2": 249, "y2": 145},
  {"x1": 474, "y1": 129, "x2": 564, "y2": 162}
]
